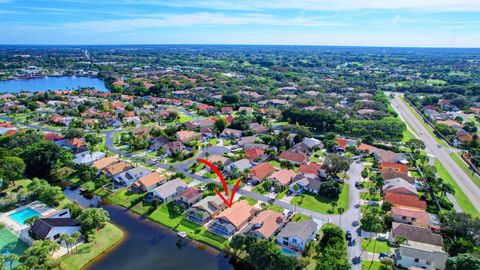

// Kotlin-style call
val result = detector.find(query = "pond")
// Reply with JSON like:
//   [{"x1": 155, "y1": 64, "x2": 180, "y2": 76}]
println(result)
[
  {"x1": 63, "y1": 188, "x2": 246, "y2": 270},
  {"x1": 0, "y1": 76, "x2": 107, "y2": 93}
]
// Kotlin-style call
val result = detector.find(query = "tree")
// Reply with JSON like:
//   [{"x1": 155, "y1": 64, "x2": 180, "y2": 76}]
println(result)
[
  {"x1": 64, "y1": 201, "x2": 83, "y2": 218},
  {"x1": 323, "y1": 154, "x2": 350, "y2": 178},
  {"x1": 60, "y1": 234, "x2": 74, "y2": 254},
  {"x1": 361, "y1": 168, "x2": 369, "y2": 179},
  {"x1": 319, "y1": 180, "x2": 342, "y2": 198},
  {"x1": 19, "y1": 240, "x2": 59, "y2": 269},
  {"x1": 27, "y1": 178, "x2": 66, "y2": 207},
  {"x1": 446, "y1": 253, "x2": 480, "y2": 270},
  {"x1": 20, "y1": 141, "x2": 72, "y2": 180},
  {"x1": 0, "y1": 156, "x2": 25, "y2": 187},
  {"x1": 24, "y1": 216, "x2": 38, "y2": 227},
  {"x1": 6, "y1": 254, "x2": 18, "y2": 270},
  {"x1": 221, "y1": 94, "x2": 240, "y2": 104},
  {"x1": 71, "y1": 231, "x2": 81, "y2": 252},
  {"x1": 85, "y1": 133, "x2": 102, "y2": 152},
  {"x1": 214, "y1": 118, "x2": 227, "y2": 134},
  {"x1": 64, "y1": 128, "x2": 85, "y2": 139},
  {"x1": 168, "y1": 110, "x2": 179, "y2": 121},
  {"x1": 76, "y1": 208, "x2": 110, "y2": 233},
  {"x1": 394, "y1": 236, "x2": 408, "y2": 245}
]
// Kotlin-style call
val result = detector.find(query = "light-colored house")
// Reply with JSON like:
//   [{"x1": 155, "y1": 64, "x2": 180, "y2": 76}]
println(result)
[
  {"x1": 391, "y1": 207, "x2": 430, "y2": 227},
  {"x1": 289, "y1": 173, "x2": 322, "y2": 194},
  {"x1": 221, "y1": 128, "x2": 242, "y2": 139},
  {"x1": 247, "y1": 210, "x2": 285, "y2": 239},
  {"x1": 73, "y1": 151, "x2": 105, "y2": 165},
  {"x1": 149, "y1": 178, "x2": 188, "y2": 203},
  {"x1": 92, "y1": 156, "x2": 119, "y2": 171},
  {"x1": 395, "y1": 241, "x2": 447, "y2": 270},
  {"x1": 104, "y1": 161, "x2": 134, "y2": 177},
  {"x1": 185, "y1": 196, "x2": 225, "y2": 225},
  {"x1": 383, "y1": 178, "x2": 418, "y2": 196},
  {"x1": 176, "y1": 130, "x2": 199, "y2": 142},
  {"x1": 209, "y1": 200, "x2": 256, "y2": 237},
  {"x1": 29, "y1": 209, "x2": 81, "y2": 242},
  {"x1": 276, "y1": 219, "x2": 318, "y2": 251},
  {"x1": 268, "y1": 169, "x2": 296, "y2": 186},
  {"x1": 113, "y1": 167, "x2": 150, "y2": 187}
]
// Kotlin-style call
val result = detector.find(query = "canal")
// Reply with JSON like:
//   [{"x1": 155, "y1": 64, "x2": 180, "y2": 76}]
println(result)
[{"x1": 63, "y1": 188, "x2": 241, "y2": 270}]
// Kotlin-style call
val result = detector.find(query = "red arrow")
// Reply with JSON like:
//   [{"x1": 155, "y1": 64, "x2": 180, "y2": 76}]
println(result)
[{"x1": 197, "y1": 158, "x2": 241, "y2": 207}]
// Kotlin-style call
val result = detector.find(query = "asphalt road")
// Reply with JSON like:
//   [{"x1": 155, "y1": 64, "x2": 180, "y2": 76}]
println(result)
[{"x1": 392, "y1": 94, "x2": 480, "y2": 210}]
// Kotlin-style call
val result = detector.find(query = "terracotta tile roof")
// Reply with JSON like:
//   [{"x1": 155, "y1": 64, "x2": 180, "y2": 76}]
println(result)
[
  {"x1": 245, "y1": 148, "x2": 265, "y2": 161},
  {"x1": 217, "y1": 200, "x2": 254, "y2": 229},
  {"x1": 380, "y1": 171, "x2": 415, "y2": 184},
  {"x1": 92, "y1": 156, "x2": 119, "y2": 170},
  {"x1": 133, "y1": 172, "x2": 166, "y2": 188},
  {"x1": 0, "y1": 122, "x2": 13, "y2": 128},
  {"x1": 385, "y1": 193, "x2": 427, "y2": 210},
  {"x1": 357, "y1": 143, "x2": 378, "y2": 153},
  {"x1": 437, "y1": 120, "x2": 461, "y2": 128},
  {"x1": 207, "y1": 155, "x2": 230, "y2": 166},
  {"x1": 249, "y1": 210, "x2": 285, "y2": 239},
  {"x1": 391, "y1": 207, "x2": 430, "y2": 226},
  {"x1": 69, "y1": 138, "x2": 85, "y2": 148},
  {"x1": 379, "y1": 162, "x2": 409, "y2": 174},
  {"x1": 336, "y1": 138, "x2": 347, "y2": 148},
  {"x1": 3, "y1": 130, "x2": 18, "y2": 136},
  {"x1": 268, "y1": 169, "x2": 296, "y2": 186},
  {"x1": 278, "y1": 150, "x2": 307, "y2": 164},
  {"x1": 176, "y1": 130, "x2": 198, "y2": 141},
  {"x1": 179, "y1": 187, "x2": 202, "y2": 200},
  {"x1": 251, "y1": 162, "x2": 276, "y2": 180},
  {"x1": 298, "y1": 163, "x2": 322, "y2": 175},
  {"x1": 221, "y1": 106, "x2": 233, "y2": 113},
  {"x1": 104, "y1": 161, "x2": 133, "y2": 176}
]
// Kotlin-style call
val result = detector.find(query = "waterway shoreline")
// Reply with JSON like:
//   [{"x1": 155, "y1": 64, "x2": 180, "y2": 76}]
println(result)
[{"x1": 0, "y1": 76, "x2": 108, "y2": 93}]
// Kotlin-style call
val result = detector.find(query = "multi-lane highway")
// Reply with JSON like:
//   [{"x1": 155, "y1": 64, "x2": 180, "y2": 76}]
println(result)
[{"x1": 392, "y1": 94, "x2": 480, "y2": 210}]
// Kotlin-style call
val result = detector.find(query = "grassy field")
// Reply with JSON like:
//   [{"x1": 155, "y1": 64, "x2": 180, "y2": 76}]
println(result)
[
  {"x1": 449, "y1": 153, "x2": 480, "y2": 189},
  {"x1": 106, "y1": 188, "x2": 145, "y2": 209},
  {"x1": 361, "y1": 239, "x2": 393, "y2": 254},
  {"x1": 291, "y1": 184, "x2": 349, "y2": 214},
  {"x1": 58, "y1": 223, "x2": 124, "y2": 270},
  {"x1": 148, "y1": 203, "x2": 185, "y2": 228},
  {"x1": 362, "y1": 260, "x2": 385, "y2": 270},
  {"x1": 400, "y1": 96, "x2": 448, "y2": 147},
  {"x1": 175, "y1": 219, "x2": 228, "y2": 250},
  {"x1": 401, "y1": 128, "x2": 416, "y2": 142},
  {"x1": 435, "y1": 159, "x2": 479, "y2": 218}
]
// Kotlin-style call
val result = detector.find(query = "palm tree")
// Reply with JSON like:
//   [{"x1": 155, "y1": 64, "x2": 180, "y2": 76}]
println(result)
[
  {"x1": 72, "y1": 231, "x2": 82, "y2": 252},
  {"x1": 368, "y1": 187, "x2": 376, "y2": 201},
  {"x1": 440, "y1": 182, "x2": 455, "y2": 199},
  {"x1": 6, "y1": 254, "x2": 18, "y2": 270},
  {"x1": 337, "y1": 207, "x2": 345, "y2": 227}
]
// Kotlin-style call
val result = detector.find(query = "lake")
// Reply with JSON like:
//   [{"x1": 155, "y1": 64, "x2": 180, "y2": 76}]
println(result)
[
  {"x1": 63, "y1": 188, "x2": 244, "y2": 270},
  {"x1": 0, "y1": 76, "x2": 107, "y2": 93}
]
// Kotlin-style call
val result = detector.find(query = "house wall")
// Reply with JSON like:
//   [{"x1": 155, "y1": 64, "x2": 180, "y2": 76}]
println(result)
[
  {"x1": 276, "y1": 236, "x2": 306, "y2": 251},
  {"x1": 45, "y1": 226, "x2": 81, "y2": 241}
]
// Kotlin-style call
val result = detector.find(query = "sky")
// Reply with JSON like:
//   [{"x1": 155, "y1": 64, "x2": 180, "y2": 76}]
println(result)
[{"x1": 0, "y1": 0, "x2": 480, "y2": 47}]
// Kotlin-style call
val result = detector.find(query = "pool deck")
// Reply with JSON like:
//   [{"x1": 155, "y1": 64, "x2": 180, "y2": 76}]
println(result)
[{"x1": 0, "y1": 201, "x2": 56, "y2": 234}]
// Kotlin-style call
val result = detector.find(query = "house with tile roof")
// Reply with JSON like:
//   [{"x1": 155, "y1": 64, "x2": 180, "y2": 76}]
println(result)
[
  {"x1": 250, "y1": 162, "x2": 276, "y2": 183},
  {"x1": 175, "y1": 187, "x2": 203, "y2": 207},
  {"x1": 247, "y1": 210, "x2": 285, "y2": 239},
  {"x1": 389, "y1": 223, "x2": 444, "y2": 247},
  {"x1": 278, "y1": 150, "x2": 308, "y2": 165},
  {"x1": 92, "y1": 156, "x2": 119, "y2": 170},
  {"x1": 379, "y1": 162, "x2": 409, "y2": 174},
  {"x1": 245, "y1": 148, "x2": 265, "y2": 162},
  {"x1": 185, "y1": 196, "x2": 226, "y2": 225},
  {"x1": 391, "y1": 207, "x2": 430, "y2": 227},
  {"x1": 104, "y1": 161, "x2": 134, "y2": 177},
  {"x1": 131, "y1": 172, "x2": 166, "y2": 193},
  {"x1": 383, "y1": 178, "x2": 418, "y2": 196},
  {"x1": 268, "y1": 169, "x2": 297, "y2": 186},
  {"x1": 385, "y1": 193, "x2": 427, "y2": 211},
  {"x1": 208, "y1": 200, "x2": 256, "y2": 237}
]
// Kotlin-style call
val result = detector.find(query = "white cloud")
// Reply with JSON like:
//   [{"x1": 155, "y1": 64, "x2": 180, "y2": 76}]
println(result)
[
  {"x1": 111, "y1": 0, "x2": 480, "y2": 12},
  {"x1": 392, "y1": 15, "x2": 401, "y2": 25},
  {"x1": 26, "y1": 12, "x2": 348, "y2": 33}
]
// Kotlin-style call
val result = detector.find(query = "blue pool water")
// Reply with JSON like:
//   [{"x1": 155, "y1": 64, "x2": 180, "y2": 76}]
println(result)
[
  {"x1": 8, "y1": 207, "x2": 41, "y2": 225},
  {"x1": 281, "y1": 247, "x2": 297, "y2": 256}
]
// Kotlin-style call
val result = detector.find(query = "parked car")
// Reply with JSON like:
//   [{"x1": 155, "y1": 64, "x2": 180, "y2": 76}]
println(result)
[
  {"x1": 346, "y1": 230, "x2": 352, "y2": 241},
  {"x1": 379, "y1": 252, "x2": 390, "y2": 258},
  {"x1": 368, "y1": 201, "x2": 380, "y2": 206},
  {"x1": 354, "y1": 181, "x2": 361, "y2": 188}
]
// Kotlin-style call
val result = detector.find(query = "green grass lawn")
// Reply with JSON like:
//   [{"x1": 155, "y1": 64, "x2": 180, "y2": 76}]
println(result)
[
  {"x1": 175, "y1": 219, "x2": 228, "y2": 250},
  {"x1": 435, "y1": 159, "x2": 479, "y2": 218},
  {"x1": 450, "y1": 153, "x2": 480, "y2": 189},
  {"x1": 267, "y1": 203, "x2": 284, "y2": 213},
  {"x1": 239, "y1": 196, "x2": 258, "y2": 206},
  {"x1": 147, "y1": 202, "x2": 186, "y2": 229},
  {"x1": 401, "y1": 128, "x2": 416, "y2": 142},
  {"x1": 291, "y1": 213, "x2": 311, "y2": 222},
  {"x1": 361, "y1": 239, "x2": 393, "y2": 254},
  {"x1": 268, "y1": 160, "x2": 282, "y2": 169},
  {"x1": 252, "y1": 185, "x2": 269, "y2": 195},
  {"x1": 361, "y1": 191, "x2": 381, "y2": 201},
  {"x1": 362, "y1": 260, "x2": 385, "y2": 270},
  {"x1": 106, "y1": 188, "x2": 145, "y2": 208},
  {"x1": 58, "y1": 223, "x2": 124, "y2": 270},
  {"x1": 3, "y1": 179, "x2": 32, "y2": 192},
  {"x1": 291, "y1": 184, "x2": 349, "y2": 214},
  {"x1": 275, "y1": 188, "x2": 288, "y2": 200},
  {"x1": 208, "y1": 138, "x2": 218, "y2": 145}
]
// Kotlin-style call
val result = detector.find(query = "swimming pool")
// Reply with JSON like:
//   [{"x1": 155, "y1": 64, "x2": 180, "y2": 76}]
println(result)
[
  {"x1": 8, "y1": 207, "x2": 41, "y2": 225},
  {"x1": 281, "y1": 247, "x2": 297, "y2": 256}
]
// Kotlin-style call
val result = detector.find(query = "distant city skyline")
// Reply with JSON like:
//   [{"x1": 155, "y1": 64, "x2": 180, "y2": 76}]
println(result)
[{"x1": 1, "y1": 0, "x2": 480, "y2": 47}]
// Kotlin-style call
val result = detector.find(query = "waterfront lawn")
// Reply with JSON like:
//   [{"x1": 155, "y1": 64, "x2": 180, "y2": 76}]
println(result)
[
  {"x1": 106, "y1": 188, "x2": 145, "y2": 208},
  {"x1": 449, "y1": 153, "x2": 480, "y2": 189},
  {"x1": 361, "y1": 239, "x2": 393, "y2": 254},
  {"x1": 148, "y1": 203, "x2": 184, "y2": 229},
  {"x1": 175, "y1": 219, "x2": 228, "y2": 250},
  {"x1": 291, "y1": 184, "x2": 349, "y2": 214},
  {"x1": 434, "y1": 159, "x2": 479, "y2": 218},
  {"x1": 58, "y1": 223, "x2": 123, "y2": 270}
]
